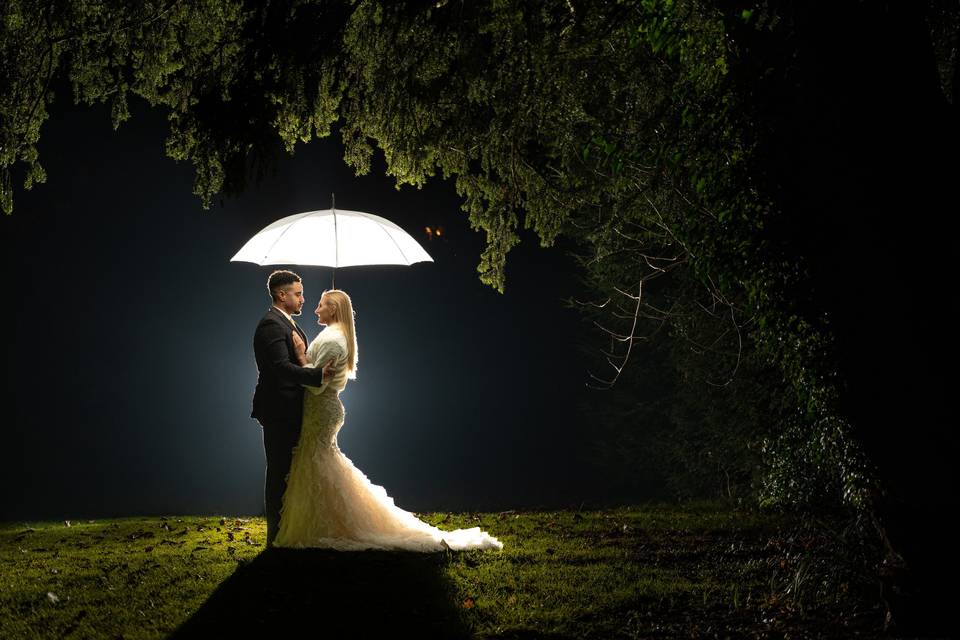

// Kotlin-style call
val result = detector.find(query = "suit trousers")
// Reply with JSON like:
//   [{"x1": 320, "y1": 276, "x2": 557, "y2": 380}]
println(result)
[{"x1": 258, "y1": 417, "x2": 302, "y2": 546}]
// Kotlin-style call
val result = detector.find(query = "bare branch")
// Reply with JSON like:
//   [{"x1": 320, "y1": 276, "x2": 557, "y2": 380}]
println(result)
[
  {"x1": 706, "y1": 303, "x2": 745, "y2": 387},
  {"x1": 571, "y1": 296, "x2": 611, "y2": 309},
  {"x1": 586, "y1": 281, "x2": 643, "y2": 388}
]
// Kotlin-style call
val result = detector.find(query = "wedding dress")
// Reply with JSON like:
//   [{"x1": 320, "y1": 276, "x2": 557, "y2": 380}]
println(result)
[{"x1": 274, "y1": 325, "x2": 503, "y2": 551}]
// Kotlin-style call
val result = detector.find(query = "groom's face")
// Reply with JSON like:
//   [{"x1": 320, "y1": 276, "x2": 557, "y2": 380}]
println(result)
[{"x1": 278, "y1": 282, "x2": 305, "y2": 316}]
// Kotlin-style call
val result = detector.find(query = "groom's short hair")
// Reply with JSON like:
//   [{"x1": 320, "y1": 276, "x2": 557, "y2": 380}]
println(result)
[{"x1": 268, "y1": 270, "x2": 302, "y2": 301}]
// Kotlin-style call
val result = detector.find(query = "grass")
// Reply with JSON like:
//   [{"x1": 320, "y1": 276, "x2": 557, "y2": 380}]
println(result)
[{"x1": 0, "y1": 501, "x2": 888, "y2": 638}]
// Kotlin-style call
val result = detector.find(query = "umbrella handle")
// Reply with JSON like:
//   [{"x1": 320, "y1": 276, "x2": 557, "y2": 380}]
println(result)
[{"x1": 332, "y1": 193, "x2": 339, "y2": 281}]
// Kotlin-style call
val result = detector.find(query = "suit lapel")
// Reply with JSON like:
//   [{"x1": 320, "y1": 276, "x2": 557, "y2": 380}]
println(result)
[
  {"x1": 294, "y1": 323, "x2": 308, "y2": 346},
  {"x1": 270, "y1": 307, "x2": 309, "y2": 346}
]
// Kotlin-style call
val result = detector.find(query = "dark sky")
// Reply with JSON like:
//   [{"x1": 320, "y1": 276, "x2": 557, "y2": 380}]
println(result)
[{"x1": 1, "y1": 95, "x2": 645, "y2": 521}]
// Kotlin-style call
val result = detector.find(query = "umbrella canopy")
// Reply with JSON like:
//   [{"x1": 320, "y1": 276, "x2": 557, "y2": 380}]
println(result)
[{"x1": 230, "y1": 208, "x2": 433, "y2": 268}]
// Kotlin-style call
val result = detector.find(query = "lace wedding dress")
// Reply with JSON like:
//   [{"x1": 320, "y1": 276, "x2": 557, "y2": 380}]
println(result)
[{"x1": 274, "y1": 325, "x2": 503, "y2": 552}]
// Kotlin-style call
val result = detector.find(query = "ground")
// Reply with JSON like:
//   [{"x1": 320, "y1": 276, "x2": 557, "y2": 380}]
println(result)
[{"x1": 0, "y1": 501, "x2": 889, "y2": 638}]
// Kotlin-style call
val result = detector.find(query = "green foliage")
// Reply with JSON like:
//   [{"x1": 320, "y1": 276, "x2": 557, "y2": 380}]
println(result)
[{"x1": 0, "y1": 0, "x2": 347, "y2": 212}]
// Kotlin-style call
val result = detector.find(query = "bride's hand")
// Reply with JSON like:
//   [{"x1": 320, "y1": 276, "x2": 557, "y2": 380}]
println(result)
[
  {"x1": 321, "y1": 358, "x2": 339, "y2": 380},
  {"x1": 291, "y1": 332, "x2": 308, "y2": 366}
]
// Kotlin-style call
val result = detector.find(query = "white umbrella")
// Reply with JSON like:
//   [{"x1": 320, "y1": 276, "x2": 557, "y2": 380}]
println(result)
[{"x1": 230, "y1": 205, "x2": 433, "y2": 285}]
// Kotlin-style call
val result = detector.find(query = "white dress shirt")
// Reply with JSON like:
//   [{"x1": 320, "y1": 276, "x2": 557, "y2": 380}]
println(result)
[{"x1": 272, "y1": 305, "x2": 295, "y2": 325}]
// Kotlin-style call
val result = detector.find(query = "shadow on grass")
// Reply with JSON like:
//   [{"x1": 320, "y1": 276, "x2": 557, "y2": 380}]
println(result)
[{"x1": 170, "y1": 546, "x2": 472, "y2": 639}]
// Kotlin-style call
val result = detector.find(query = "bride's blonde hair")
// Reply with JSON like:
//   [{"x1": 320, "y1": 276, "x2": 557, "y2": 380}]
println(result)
[{"x1": 322, "y1": 289, "x2": 358, "y2": 379}]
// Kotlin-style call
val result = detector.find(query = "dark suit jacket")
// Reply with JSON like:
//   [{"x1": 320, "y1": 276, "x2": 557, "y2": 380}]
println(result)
[{"x1": 251, "y1": 307, "x2": 325, "y2": 424}]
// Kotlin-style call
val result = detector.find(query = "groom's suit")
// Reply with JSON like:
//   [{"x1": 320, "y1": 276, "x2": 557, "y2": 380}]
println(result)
[{"x1": 252, "y1": 306, "x2": 325, "y2": 547}]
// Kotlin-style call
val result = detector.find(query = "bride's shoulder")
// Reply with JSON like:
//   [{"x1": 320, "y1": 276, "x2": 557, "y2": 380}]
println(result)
[{"x1": 318, "y1": 325, "x2": 348, "y2": 347}]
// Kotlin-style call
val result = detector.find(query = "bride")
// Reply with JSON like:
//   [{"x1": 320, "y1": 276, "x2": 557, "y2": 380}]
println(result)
[{"x1": 274, "y1": 289, "x2": 503, "y2": 552}]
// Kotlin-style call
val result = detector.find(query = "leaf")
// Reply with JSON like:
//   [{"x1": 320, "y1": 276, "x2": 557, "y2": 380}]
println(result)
[
  {"x1": 47, "y1": 592, "x2": 60, "y2": 604},
  {"x1": 462, "y1": 597, "x2": 475, "y2": 609}
]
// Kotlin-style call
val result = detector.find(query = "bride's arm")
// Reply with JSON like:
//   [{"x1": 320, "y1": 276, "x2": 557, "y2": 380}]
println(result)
[{"x1": 303, "y1": 337, "x2": 346, "y2": 395}]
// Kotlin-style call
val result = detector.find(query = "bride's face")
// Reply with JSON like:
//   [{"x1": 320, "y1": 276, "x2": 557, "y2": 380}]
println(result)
[{"x1": 315, "y1": 294, "x2": 336, "y2": 326}]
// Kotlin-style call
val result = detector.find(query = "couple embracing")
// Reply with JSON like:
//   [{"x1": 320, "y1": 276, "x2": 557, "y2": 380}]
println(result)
[{"x1": 251, "y1": 270, "x2": 503, "y2": 552}]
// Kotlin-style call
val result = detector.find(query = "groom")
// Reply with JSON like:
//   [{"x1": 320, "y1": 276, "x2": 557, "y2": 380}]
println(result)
[{"x1": 252, "y1": 269, "x2": 337, "y2": 547}]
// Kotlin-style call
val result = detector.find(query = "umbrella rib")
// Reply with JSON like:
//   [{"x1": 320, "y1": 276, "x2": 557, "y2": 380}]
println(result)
[
  {"x1": 261, "y1": 211, "x2": 314, "y2": 264},
  {"x1": 375, "y1": 221, "x2": 411, "y2": 264}
]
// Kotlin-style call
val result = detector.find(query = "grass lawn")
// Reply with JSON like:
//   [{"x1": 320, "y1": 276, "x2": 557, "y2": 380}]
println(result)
[{"x1": 0, "y1": 501, "x2": 888, "y2": 638}]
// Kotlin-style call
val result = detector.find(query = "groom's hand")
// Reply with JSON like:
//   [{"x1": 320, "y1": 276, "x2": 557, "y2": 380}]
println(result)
[{"x1": 321, "y1": 358, "x2": 338, "y2": 380}]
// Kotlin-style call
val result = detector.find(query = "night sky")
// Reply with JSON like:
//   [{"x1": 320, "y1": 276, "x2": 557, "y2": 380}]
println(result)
[{"x1": 1, "y1": 94, "x2": 642, "y2": 522}]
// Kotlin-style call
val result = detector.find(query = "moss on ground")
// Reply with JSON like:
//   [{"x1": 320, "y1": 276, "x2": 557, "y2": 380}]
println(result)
[{"x1": 0, "y1": 501, "x2": 887, "y2": 638}]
